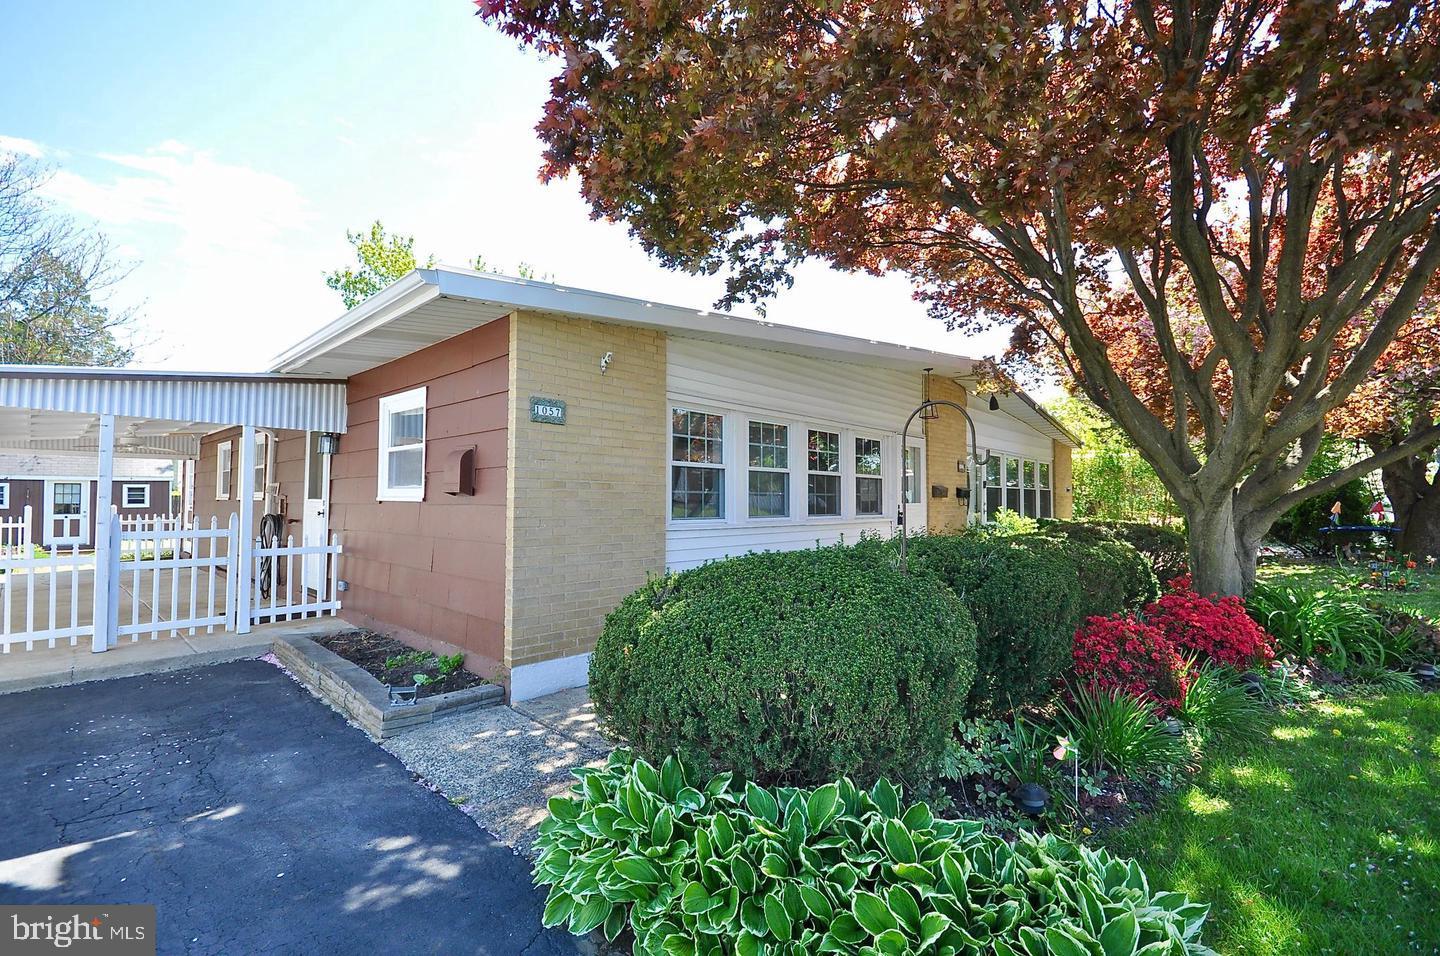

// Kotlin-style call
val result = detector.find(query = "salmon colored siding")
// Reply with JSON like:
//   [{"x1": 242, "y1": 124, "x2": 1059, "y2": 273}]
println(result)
[
  {"x1": 194, "y1": 427, "x2": 307, "y2": 535},
  {"x1": 329, "y1": 319, "x2": 509, "y2": 674}
]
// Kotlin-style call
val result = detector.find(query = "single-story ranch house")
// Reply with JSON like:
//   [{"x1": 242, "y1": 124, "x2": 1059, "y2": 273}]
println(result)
[
  {"x1": 190, "y1": 269, "x2": 1079, "y2": 699},
  {"x1": 0, "y1": 268, "x2": 1076, "y2": 698}
]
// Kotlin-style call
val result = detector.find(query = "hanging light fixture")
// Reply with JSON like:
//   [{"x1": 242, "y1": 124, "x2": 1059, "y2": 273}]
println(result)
[
  {"x1": 989, "y1": 394, "x2": 1000, "y2": 411},
  {"x1": 920, "y1": 369, "x2": 940, "y2": 420}
]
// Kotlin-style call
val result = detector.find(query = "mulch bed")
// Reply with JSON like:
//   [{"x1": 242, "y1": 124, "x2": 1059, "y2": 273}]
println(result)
[{"x1": 315, "y1": 630, "x2": 487, "y2": 699}]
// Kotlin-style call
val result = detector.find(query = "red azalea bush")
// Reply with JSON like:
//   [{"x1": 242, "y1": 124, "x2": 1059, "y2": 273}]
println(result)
[
  {"x1": 1145, "y1": 577, "x2": 1276, "y2": 670},
  {"x1": 1072, "y1": 614, "x2": 1190, "y2": 712}
]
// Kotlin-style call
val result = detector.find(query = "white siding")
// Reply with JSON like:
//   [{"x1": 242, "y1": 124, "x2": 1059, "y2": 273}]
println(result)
[
  {"x1": 971, "y1": 408, "x2": 1053, "y2": 461},
  {"x1": 666, "y1": 336, "x2": 925, "y2": 571}
]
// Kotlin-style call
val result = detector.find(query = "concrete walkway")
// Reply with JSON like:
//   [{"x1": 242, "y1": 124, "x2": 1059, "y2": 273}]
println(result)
[
  {"x1": 383, "y1": 687, "x2": 615, "y2": 857},
  {"x1": 0, "y1": 617, "x2": 350, "y2": 695}
]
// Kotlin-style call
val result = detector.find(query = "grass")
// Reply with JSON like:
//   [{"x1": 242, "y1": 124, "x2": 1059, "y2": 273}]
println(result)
[
  {"x1": 1100, "y1": 692, "x2": 1440, "y2": 955},
  {"x1": 1258, "y1": 561, "x2": 1440, "y2": 623}
]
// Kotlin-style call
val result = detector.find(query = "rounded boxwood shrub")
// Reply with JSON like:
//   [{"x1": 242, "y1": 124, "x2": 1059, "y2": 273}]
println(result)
[
  {"x1": 589, "y1": 543, "x2": 977, "y2": 789},
  {"x1": 1041, "y1": 519, "x2": 1184, "y2": 587},
  {"x1": 907, "y1": 533, "x2": 1081, "y2": 714},
  {"x1": 1054, "y1": 536, "x2": 1160, "y2": 621}
]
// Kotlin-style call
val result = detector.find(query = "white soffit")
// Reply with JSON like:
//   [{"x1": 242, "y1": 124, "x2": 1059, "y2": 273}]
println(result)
[{"x1": 270, "y1": 267, "x2": 981, "y2": 379}]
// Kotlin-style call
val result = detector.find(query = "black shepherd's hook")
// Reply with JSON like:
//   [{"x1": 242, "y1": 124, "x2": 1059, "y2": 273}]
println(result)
[{"x1": 898, "y1": 400, "x2": 985, "y2": 571}]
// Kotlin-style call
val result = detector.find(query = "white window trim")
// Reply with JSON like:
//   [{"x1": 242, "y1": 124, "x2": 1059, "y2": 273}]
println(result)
[
  {"x1": 745, "y1": 419, "x2": 792, "y2": 520},
  {"x1": 216, "y1": 440, "x2": 233, "y2": 501},
  {"x1": 670, "y1": 405, "x2": 729, "y2": 523},
  {"x1": 976, "y1": 451, "x2": 1055, "y2": 523},
  {"x1": 121, "y1": 483, "x2": 150, "y2": 509},
  {"x1": 664, "y1": 400, "x2": 907, "y2": 531},
  {"x1": 253, "y1": 431, "x2": 269, "y2": 502},
  {"x1": 377, "y1": 386, "x2": 427, "y2": 502}
]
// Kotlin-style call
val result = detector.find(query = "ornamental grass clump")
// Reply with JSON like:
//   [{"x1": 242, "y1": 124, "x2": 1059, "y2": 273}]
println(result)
[
  {"x1": 590, "y1": 543, "x2": 977, "y2": 789},
  {"x1": 535, "y1": 749, "x2": 1218, "y2": 955}
]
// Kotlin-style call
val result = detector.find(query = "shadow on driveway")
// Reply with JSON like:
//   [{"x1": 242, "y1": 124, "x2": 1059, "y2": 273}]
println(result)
[{"x1": 0, "y1": 660, "x2": 581, "y2": 955}]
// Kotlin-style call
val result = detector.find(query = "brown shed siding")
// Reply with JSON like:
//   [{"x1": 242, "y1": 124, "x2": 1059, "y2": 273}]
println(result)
[
  {"x1": 329, "y1": 318, "x2": 510, "y2": 673},
  {"x1": 0, "y1": 478, "x2": 172, "y2": 546}
]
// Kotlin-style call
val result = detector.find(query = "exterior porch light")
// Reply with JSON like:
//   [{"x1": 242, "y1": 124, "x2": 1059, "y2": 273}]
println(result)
[
  {"x1": 919, "y1": 369, "x2": 940, "y2": 420},
  {"x1": 317, "y1": 432, "x2": 341, "y2": 455},
  {"x1": 988, "y1": 393, "x2": 1001, "y2": 411}
]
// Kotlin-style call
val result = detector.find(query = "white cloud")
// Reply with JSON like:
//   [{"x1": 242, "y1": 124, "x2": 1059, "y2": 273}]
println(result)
[
  {"x1": 0, "y1": 134, "x2": 45, "y2": 157},
  {"x1": 37, "y1": 141, "x2": 332, "y2": 371}
]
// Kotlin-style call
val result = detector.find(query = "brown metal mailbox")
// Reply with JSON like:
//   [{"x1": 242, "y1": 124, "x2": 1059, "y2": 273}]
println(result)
[{"x1": 445, "y1": 445, "x2": 477, "y2": 497}]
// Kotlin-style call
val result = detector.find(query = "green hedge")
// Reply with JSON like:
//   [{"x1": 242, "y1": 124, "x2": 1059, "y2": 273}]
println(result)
[
  {"x1": 535, "y1": 750, "x2": 1217, "y2": 954},
  {"x1": 1056, "y1": 536, "x2": 1160, "y2": 621},
  {"x1": 1041, "y1": 519, "x2": 1188, "y2": 583},
  {"x1": 907, "y1": 533, "x2": 1081, "y2": 713},
  {"x1": 589, "y1": 544, "x2": 977, "y2": 789}
]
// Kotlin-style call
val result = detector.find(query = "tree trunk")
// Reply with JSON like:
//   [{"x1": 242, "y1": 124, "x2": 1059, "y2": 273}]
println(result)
[
  {"x1": 1184, "y1": 492, "x2": 1251, "y2": 597},
  {"x1": 1399, "y1": 486, "x2": 1440, "y2": 560}
]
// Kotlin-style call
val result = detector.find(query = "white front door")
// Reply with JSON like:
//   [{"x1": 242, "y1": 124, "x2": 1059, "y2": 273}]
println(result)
[
  {"x1": 44, "y1": 480, "x2": 90, "y2": 547},
  {"x1": 301, "y1": 432, "x2": 331, "y2": 591}
]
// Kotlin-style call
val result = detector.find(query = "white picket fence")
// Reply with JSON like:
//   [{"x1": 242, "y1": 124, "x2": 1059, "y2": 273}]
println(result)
[
  {"x1": 0, "y1": 507, "x2": 343, "y2": 652},
  {"x1": 114, "y1": 515, "x2": 238, "y2": 642},
  {"x1": 250, "y1": 532, "x2": 343, "y2": 625},
  {"x1": 1, "y1": 506, "x2": 31, "y2": 559}
]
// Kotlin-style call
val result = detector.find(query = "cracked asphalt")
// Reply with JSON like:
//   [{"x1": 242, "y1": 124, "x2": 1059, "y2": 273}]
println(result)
[{"x1": 0, "y1": 659, "x2": 581, "y2": 955}]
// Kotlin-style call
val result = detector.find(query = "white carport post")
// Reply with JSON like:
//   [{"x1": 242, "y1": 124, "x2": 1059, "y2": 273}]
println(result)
[
  {"x1": 235, "y1": 423, "x2": 256, "y2": 634},
  {"x1": 91, "y1": 414, "x2": 115, "y2": 653}
]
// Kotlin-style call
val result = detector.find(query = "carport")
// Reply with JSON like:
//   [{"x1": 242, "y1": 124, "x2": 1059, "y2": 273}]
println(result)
[{"x1": 0, "y1": 366, "x2": 347, "y2": 655}]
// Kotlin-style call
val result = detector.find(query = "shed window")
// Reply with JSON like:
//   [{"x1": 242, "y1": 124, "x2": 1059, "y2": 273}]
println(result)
[
  {"x1": 855, "y1": 437, "x2": 883, "y2": 516},
  {"x1": 671, "y1": 408, "x2": 725, "y2": 519},
  {"x1": 122, "y1": 484, "x2": 150, "y2": 509},
  {"x1": 807, "y1": 430, "x2": 841, "y2": 517},
  {"x1": 216, "y1": 441, "x2": 233, "y2": 500},
  {"x1": 253, "y1": 431, "x2": 268, "y2": 501},
  {"x1": 0, "y1": 483, "x2": 8, "y2": 509},
  {"x1": 378, "y1": 387, "x2": 427, "y2": 501}
]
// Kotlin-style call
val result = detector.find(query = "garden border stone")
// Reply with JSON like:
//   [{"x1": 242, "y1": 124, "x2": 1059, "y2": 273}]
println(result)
[{"x1": 272, "y1": 634, "x2": 502, "y2": 739}]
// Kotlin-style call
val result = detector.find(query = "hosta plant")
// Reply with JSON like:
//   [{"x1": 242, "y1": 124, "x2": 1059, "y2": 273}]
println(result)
[{"x1": 534, "y1": 749, "x2": 1217, "y2": 955}]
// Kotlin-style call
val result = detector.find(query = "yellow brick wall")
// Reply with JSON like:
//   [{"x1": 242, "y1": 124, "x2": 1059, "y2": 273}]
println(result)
[
  {"x1": 1052, "y1": 440, "x2": 1075, "y2": 519},
  {"x1": 923, "y1": 376, "x2": 972, "y2": 532},
  {"x1": 505, "y1": 311, "x2": 668, "y2": 670}
]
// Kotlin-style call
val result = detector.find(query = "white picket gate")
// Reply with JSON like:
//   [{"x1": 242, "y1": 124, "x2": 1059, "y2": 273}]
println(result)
[
  {"x1": 114, "y1": 515, "x2": 239, "y2": 642},
  {"x1": 250, "y1": 532, "x2": 342, "y2": 625},
  {"x1": 1, "y1": 509, "x2": 344, "y2": 653}
]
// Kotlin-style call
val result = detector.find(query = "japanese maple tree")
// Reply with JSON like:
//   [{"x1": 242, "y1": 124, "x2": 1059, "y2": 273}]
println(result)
[{"x1": 477, "y1": 0, "x2": 1440, "y2": 594}]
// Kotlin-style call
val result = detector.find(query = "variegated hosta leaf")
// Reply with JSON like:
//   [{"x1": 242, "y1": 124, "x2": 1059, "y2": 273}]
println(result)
[{"x1": 533, "y1": 750, "x2": 1216, "y2": 955}]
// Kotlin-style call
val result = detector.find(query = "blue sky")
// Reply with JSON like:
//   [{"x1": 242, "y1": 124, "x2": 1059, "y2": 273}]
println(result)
[{"x1": 1, "y1": 0, "x2": 1008, "y2": 371}]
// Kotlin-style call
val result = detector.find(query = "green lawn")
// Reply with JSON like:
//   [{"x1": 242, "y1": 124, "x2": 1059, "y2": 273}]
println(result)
[
  {"x1": 1258, "y1": 561, "x2": 1440, "y2": 622},
  {"x1": 1101, "y1": 692, "x2": 1440, "y2": 955}
]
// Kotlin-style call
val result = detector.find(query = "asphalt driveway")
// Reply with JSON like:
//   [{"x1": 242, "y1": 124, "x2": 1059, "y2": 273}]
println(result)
[{"x1": 0, "y1": 660, "x2": 581, "y2": 955}]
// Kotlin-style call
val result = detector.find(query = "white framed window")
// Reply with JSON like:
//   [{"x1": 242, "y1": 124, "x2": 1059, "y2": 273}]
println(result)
[
  {"x1": 807, "y1": 429, "x2": 841, "y2": 517},
  {"x1": 671, "y1": 407, "x2": 725, "y2": 519},
  {"x1": 903, "y1": 446, "x2": 922, "y2": 505},
  {"x1": 982, "y1": 454, "x2": 1002, "y2": 520},
  {"x1": 0, "y1": 482, "x2": 8, "y2": 509},
  {"x1": 978, "y1": 452, "x2": 1054, "y2": 522},
  {"x1": 216, "y1": 441, "x2": 233, "y2": 500},
  {"x1": 122, "y1": 484, "x2": 150, "y2": 509},
  {"x1": 378, "y1": 386, "x2": 427, "y2": 501},
  {"x1": 855, "y1": 436, "x2": 883, "y2": 516},
  {"x1": 253, "y1": 431, "x2": 268, "y2": 501},
  {"x1": 747, "y1": 421, "x2": 789, "y2": 518},
  {"x1": 1038, "y1": 461, "x2": 1053, "y2": 519}
]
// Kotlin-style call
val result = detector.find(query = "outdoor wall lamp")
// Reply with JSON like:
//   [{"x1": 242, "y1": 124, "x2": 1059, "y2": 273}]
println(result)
[
  {"x1": 898, "y1": 398, "x2": 984, "y2": 569},
  {"x1": 988, "y1": 394, "x2": 1001, "y2": 411},
  {"x1": 317, "y1": 433, "x2": 340, "y2": 455},
  {"x1": 599, "y1": 351, "x2": 614, "y2": 374}
]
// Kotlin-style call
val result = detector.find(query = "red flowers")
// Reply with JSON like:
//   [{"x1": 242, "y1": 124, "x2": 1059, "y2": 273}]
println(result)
[
  {"x1": 1071, "y1": 576, "x2": 1276, "y2": 713},
  {"x1": 1145, "y1": 581, "x2": 1275, "y2": 670},
  {"x1": 1073, "y1": 614, "x2": 1189, "y2": 712}
]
